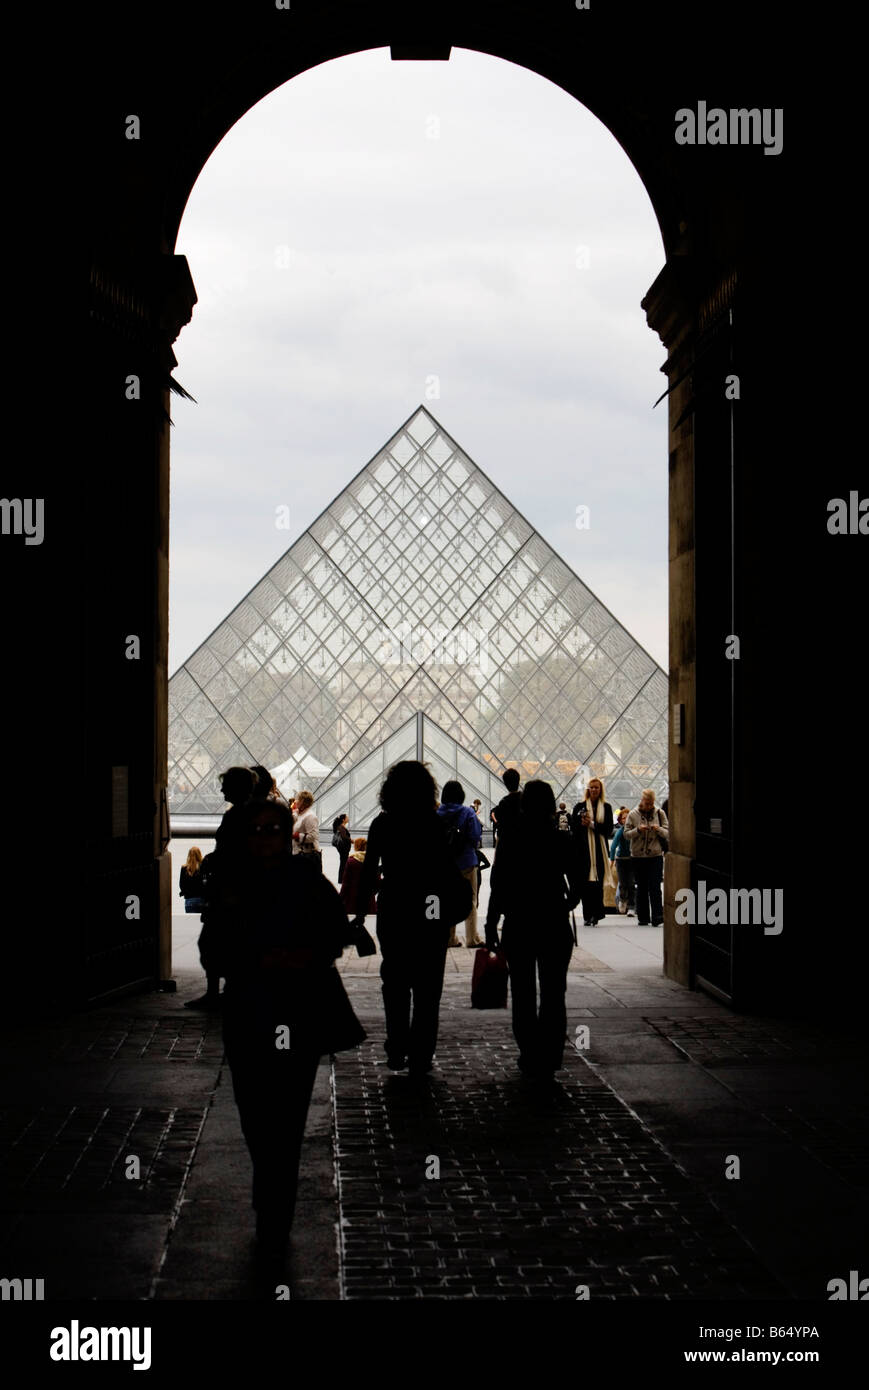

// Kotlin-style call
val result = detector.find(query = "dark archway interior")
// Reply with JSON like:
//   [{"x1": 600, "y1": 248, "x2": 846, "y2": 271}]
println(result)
[{"x1": 7, "y1": 2, "x2": 852, "y2": 1017}]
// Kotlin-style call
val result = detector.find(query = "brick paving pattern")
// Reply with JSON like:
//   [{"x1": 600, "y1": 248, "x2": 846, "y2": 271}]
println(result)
[
  {"x1": 644, "y1": 1014, "x2": 869, "y2": 1190},
  {"x1": 0, "y1": 1106, "x2": 207, "y2": 1209},
  {"x1": 333, "y1": 1018, "x2": 785, "y2": 1300}
]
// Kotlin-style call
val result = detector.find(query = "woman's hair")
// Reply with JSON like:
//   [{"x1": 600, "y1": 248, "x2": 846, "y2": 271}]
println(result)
[
  {"x1": 379, "y1": 760, "x2": 437, "y2": 816},
  {"x1": 617, "y1": 808, "x2": 628, "y2": 824},
  {"x1": 353, "y1": 837, "x2": 367, "y2": 851},
  {"x1": 218, "y1": 766, "x2": 257, "y2": 804},
  {"x1": 295, "y1": 789, "x2": 314, "y2": 811},
  {"x1": 249, "y1": 764, "x2": 274, "y2": 798},
  {"x1": 520, "y1": 779, "x2": 556, "y2": 822},
  {"x1": 332, "y1": 813, "x2": 347, "y2": 832},
  {"x1": 586, "y1": 777, "x2": 606, "y2": 801},
  {"x1": 441, "y1": 780, "x2": 464, "y2": 804},
  {"x1": 184, "y1": 846, "x2": 202, "y2": 874}
]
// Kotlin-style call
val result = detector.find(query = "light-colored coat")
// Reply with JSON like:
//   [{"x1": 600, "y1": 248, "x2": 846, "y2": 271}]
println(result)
[{"x1": 624, "y1": 806, "x2": 669, "y2": 857}]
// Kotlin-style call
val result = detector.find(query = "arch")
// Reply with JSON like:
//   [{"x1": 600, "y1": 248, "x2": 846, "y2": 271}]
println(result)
[
  {"x1": 162, "y1": 31, "x2": 687, "y2": 261},
  {"x1": 75, "y1": 0, "x2": 806, "y2": 1011}
]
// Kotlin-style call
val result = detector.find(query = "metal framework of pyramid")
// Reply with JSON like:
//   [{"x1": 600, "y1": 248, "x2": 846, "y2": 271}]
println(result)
[{"x1": 168, "y1": 406, "x2": 668, "y2": 829}]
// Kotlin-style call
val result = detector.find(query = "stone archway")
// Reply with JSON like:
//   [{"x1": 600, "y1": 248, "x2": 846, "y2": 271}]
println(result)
[{"x1": 75, "y1": 2, "x2": 797, "y2": 1010}]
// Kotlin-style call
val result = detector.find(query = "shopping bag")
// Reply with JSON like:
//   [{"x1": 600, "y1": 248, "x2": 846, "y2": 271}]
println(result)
[
  {"x1": 602, "y1": 857, "x2": 617, "y2": 910},
  {"x1": 471, "y1": 948, "x2": 509, "y2": 1009}
]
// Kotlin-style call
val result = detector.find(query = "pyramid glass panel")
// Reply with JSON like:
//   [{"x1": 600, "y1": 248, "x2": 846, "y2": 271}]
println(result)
[{"x1": 168, "y1": 407, "x2": 668, "y2": 824}]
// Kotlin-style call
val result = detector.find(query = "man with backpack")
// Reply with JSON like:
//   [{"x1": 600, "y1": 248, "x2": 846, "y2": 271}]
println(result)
[{"x1": 437, "y1": 780, "x2": 484, "y2": 947}]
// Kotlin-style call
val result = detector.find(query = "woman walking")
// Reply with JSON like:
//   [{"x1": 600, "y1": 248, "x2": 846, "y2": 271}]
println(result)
[
  {"x1": 215, "y1": 798, "x2": 364, "y2": 1258},
  {"x1": 609, "y1": 808, "x2": 636, "y2": 917},
  {"x1": 352, "y1": 762, "x2": 471, "y2": 1078},
  {"x1": 486, "y1": 780, "x2": 583, "y2": 1080},
  {"x1": 331, "y1": 813, "x2": 352, "y2": 882},
  {"x1": 571, "y1": 777, "x2": 614, "y2": 925}
]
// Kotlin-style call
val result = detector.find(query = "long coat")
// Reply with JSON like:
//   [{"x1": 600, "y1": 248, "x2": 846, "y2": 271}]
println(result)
[{"x1": 570, "y1": 800, "x2": 614, "y2": 882}]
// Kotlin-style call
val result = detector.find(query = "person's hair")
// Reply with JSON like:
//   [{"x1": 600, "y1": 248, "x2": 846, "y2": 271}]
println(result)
[
  {"x1": 379, "y1": 760, "x2": 437, "y2": 816},
  {"x1": 617, "y1": 808, "x2": 628, "y2": 823},
  {"x1": 586, "y1": 777, "x2": 605, "y2": 796},
  {"x1": 332, "y1": 813, "x2": 348, "y2": 833},
  {"x1": 640, "y1": 788, "x2": 656, "y2": 803},
  {"x1": 441, "y1": 780, "x2": 465, "y2": 804},
  {"x1": 249, "y1": 764, "x2": 274, "y2": 798},
  {"x1": 353, "y1": 837, "x2": 367, "y2": 851},
  {"x1": 184, "y1": 846, "x2": 203, "y2": 874},
  {"x1": 242, "y1": 797, "x2": 293, "y2": 843},
  {"x1": 218, "y1": 766, "x2": 257, "y2": 804},
  {"x1": 520, "y1": 779, "x2": 556, "y2": 823},
  {"x1": 559, "y1": 802, "x2": 566, "y2": 811},
  {"x1": 295, "y1": 789, "x2": 314, "y2": 811},
  {"x1": 502, "y1": 768, "x2": 520, "y2": 792}
]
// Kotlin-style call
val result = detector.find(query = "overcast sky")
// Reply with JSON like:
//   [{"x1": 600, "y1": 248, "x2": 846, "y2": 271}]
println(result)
[{"x1": 170, "y1": 47, "x2": 667, "y2": 679}]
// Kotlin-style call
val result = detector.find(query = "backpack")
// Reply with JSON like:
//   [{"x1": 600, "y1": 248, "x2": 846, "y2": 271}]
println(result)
[
  {"x1": 442, "y1": 807, "x2": 473, "y2": 855},
  {"x1": 432, "y1": 830, "x2": 475, "y2": 925},
  {"x1": 557, "y1": 810, "x2": 571, "y2": 833}
]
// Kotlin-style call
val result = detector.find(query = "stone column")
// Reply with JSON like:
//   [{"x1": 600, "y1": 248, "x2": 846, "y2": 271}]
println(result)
[
  {"x1": 85, "y1": 253, "x2": 197, "y2": 1002},
  {"x1": 643, "y1": 258, "x2": 697, "y2": 988}
]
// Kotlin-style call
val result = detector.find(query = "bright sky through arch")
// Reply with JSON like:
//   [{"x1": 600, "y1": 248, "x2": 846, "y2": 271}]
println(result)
[{"x1": 171, "y1": 47, "x2": 667, "y2": 677}]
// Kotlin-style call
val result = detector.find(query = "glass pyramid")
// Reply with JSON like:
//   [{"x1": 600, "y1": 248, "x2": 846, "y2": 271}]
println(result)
[{"x1": 168, "y1": 406, "x2": 668, "y2": 826}]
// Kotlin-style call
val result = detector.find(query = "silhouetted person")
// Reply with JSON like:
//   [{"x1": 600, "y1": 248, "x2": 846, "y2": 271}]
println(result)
[
  {"x1": 185, "y1": 766, "x2": 257, "y2": 1010},
  {"x1": 339, "y1": 837, "x2": 379, "y2": 919},
  {"x1": 250, "y1": 764, "x2": 286, "y2": 802},
  {"x1": 214, "y1": 798, "x2": 364, "y2": 1258},
  {"x1": 353, "y1": 762, "x2": 472, "y2": 1077},
  {"x1": 571, "y1": 777, "x2": 614, "y2": 926},
  {"x1": 483, "y1": 768, "x2": 523, "y2": 943},
  {"x1": 437, "y1": 780, "x2": 483, "y2": 947},
  {"x1": 490, "y1": 767, "x2": 522, "y2": 843},
  {"x1": 486, "y1": 780, "x2": 583, "y2": 1080},
  {"x1": 179, "y1": 846, "x2": 205, "y2": 912},
  {"x1": 332, "y1": 813, "x2": 352, "y2": 882}
]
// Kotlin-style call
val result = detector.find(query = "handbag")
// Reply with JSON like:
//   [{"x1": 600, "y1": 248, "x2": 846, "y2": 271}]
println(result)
[
  {"x1": 601, "y1": 852, "x2": 617, "y2": 910},
  {"x1": 291, "y1": 965, "x2": 367, "y2": 1053},
  {"x1": 471, "y1": 947, "x2": 509, "y2": 1009},
  {"x1": 347, "y1": 923, "x2": 377, "y2": 957}
]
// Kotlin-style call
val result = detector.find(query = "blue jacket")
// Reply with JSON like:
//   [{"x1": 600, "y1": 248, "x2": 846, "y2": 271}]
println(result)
[
  {"x1": 437, "y1": 803, "x2": 481, "y2": 871},
  {"x1": 610, "y1": 825, "x2": 631, "y2": 859}
]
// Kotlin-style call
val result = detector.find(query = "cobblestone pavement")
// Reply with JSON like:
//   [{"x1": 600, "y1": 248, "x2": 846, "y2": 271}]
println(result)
[
  {"x1": 0, "y1": 1006, "x2": 223, "y2": 1300},
  {"x1": 3, "y1": 925, "x2": 866, "y2": 1302},
  {"x1": 332, "y1": 970, "x2": 787, "y2": 1301}
]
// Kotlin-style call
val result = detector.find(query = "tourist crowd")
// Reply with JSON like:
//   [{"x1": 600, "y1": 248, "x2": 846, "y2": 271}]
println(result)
[{"x1": 177, "y1": 759, "x2": 668, "y2": 1257}]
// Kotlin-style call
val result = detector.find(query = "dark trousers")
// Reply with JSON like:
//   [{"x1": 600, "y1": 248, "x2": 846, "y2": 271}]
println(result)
[
  {"x1": 377, "y1": 921, "x2": 450, "y2": 1065},
  {"x1": 223, "y1": 1017, "x2": 321, "y2": 1225},
  {"x1": 616, "y1": 858, "x2": 636, "y2": 908},
  {"x1": 633, "y1": 857, "x2": 664, "y2": 924},
  {"x1": 580, "y1": 880, "x2": 604, "y2": 924},
  {"x1": 502, "y1": 925, "x2": 573, "y2": 1072}
]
